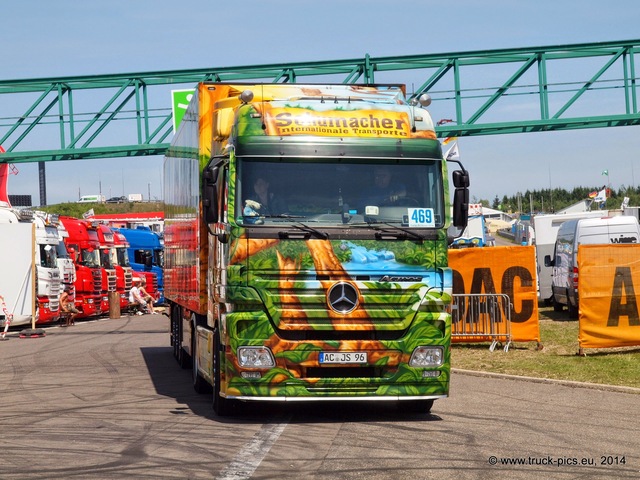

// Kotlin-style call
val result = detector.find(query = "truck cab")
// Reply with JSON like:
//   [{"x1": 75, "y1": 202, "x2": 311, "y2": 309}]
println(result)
[
  {"x1": 60, "y1": 216, "x2": 103, "y2": 318},
  {"x1": 96, "y1": 224, "x2": 130, "y2": 310},
  {"x1": 114, "y1": 226, "x2": 164, "y2": 304}
]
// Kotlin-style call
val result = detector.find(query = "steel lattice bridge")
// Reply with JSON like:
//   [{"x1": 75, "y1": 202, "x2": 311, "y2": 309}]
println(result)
[{"x1": 1, "y1": 38, "x2": 639, "y2": 165}]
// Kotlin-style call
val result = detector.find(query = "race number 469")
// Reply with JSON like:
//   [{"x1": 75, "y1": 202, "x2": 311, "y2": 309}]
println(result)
[{"x1": 408, "y1": 208, "x2": 435, "y2": 227}]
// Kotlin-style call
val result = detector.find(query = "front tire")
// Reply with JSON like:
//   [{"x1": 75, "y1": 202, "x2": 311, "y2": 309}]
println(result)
[
  {"x1": 399, "y1": 399, "x2": 434, "y2": 414},
  {"x1": 213, "y1": 325, "x2": 234, "y2": 416}
]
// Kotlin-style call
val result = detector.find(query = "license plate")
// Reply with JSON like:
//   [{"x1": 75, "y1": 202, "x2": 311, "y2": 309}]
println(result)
[{"x1": 319, "y1": 352, "x2": 367, "y2": 364}]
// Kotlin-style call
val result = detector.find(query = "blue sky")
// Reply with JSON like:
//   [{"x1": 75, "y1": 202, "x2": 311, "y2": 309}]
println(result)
[{"x1": 2, "y1": 0, "x2": 640, "y2": 207}]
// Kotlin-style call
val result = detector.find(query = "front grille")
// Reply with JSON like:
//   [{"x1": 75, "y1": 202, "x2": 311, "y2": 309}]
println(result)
[
  {"x1": 106, "y1": 269, "x2": 116, "y2": 291},
  {"x1": 305, "y1": 367, "x2": 386, "y2": 379},
  {"x1": 91, "y1": 269, "x2": 102, "y2": 294}
]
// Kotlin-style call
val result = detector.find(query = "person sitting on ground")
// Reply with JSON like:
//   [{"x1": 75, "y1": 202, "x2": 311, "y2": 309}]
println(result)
[
  {"x1": 138, "y1": 278, "x2": 157, "y2": 314},
  {"x1": 129, "y1": 278, "x2": 149, "y2": 315},
  {"x1": 59, "y1": 288, "x2": 80, "y2": 326}
]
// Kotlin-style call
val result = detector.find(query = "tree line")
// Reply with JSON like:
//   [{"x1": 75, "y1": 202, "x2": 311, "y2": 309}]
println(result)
[{"x1": 478, "y1": 185, "x2": 640, "y2": 214}]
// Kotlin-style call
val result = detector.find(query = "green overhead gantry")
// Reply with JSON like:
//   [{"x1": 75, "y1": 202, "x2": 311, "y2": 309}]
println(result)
[{"x1": 0, "y1": 38, "x2": 639, "y2": 166}]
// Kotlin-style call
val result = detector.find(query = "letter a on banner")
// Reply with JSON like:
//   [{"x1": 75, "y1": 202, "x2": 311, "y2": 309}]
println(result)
[{"x1": 578, "y1": 244, "x2": 640, "y2": 349}]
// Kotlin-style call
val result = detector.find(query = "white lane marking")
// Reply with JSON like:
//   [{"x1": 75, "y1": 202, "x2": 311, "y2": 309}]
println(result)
[{"x1": 216, "y1": 418, "x2": 289, "y2": 480}]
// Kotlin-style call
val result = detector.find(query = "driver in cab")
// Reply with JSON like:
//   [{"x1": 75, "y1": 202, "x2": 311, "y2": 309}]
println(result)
[{"x1": 363, "y1": 166, "x2": 407, "y2": 207}]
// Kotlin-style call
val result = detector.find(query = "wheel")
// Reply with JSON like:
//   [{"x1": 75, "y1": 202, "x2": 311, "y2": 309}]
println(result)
[
  {"x1": 172, "y1": 306, "x2": 189, "y2": 369},
  {"x1": 552, "y1": 295, "x2": 563, "y2": 312},
  {"x1": 398, "y1": 399, "x2": 434, "y2": 414},
  {"x1": 213, "y1": 325, "x2": 234, "y2": 416},
  {"x1": 568, "y1": 301, "x2": 579, "y2": 319},
  {"x1": 192, "y1": 317, "x2": 212, "y2": 394}
]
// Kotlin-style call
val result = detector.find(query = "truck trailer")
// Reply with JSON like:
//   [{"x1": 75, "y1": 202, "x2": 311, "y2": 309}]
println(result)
[{"x1": 163, "y1": 83, "x2": 469, "y2": 415}]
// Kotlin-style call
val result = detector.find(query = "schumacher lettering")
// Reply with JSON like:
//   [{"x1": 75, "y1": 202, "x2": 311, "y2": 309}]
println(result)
[{"x1": 268, "y1": 108, "x2": 411, "y2": 138}]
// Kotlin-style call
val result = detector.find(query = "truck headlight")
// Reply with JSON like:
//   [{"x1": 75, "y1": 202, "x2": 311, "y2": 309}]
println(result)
[
  {"x1": 237, "y1": 347, "x2": 275, "y2": 368},
  {"x1": 409, "y1": 346, "x2": 444, "y2": 367}
]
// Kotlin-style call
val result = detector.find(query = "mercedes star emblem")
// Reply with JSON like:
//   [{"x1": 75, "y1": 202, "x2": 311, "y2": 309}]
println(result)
[{"x1": 327, "y1": 282, "x2": 359, "y2": 314}]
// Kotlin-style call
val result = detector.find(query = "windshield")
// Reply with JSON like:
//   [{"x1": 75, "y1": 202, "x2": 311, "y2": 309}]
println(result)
[
  {"x1": 236, "y1": 159, "x2": 444, "y2": 227},
  {"x1": 55, "y1": 241, "x2": 69, "y2": 259},
  {"x1": 81, "y1": 249, "x2": 101, "y2": 268},
  {"x1": 154, "y1": 249, "x2": 164, "y2": 268},
  {"x1": 39, "y1": 244, "x2": 58, "y2": 268},
  {"x1": 116, "y1": 247, "x2": 130, "y2": 267}
]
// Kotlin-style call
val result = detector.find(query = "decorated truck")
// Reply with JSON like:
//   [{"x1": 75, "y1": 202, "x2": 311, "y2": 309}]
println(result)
[{"x1": 164, "y1": 83, "x2": 469, "y2": 415}]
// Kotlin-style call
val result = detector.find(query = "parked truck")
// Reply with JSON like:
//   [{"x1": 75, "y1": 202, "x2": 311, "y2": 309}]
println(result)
[
  {"x1": 114, "y1": 226, "x2": 164, "y2": 304},
  {"x1": 163, "y1": 83, "x2": 469, "y2": 415},
  {"x1": 60, "y1": 216, "x2": 104, "y2": 318},
  {"x1": 78, "y1": 194, "x2": 106, "y2": 203},
  {"x1": 0, "y1": 204, "x2": 62, "y2": 327},
  {"x1": 54, "y1": 217, "x2": 76, "y2": 301},
  {"x1": 97, "y1": 223, "x2": 130, "y2": 310},
  {"x1": 113, "y1": 229, "x2": 158, "y2": 302}
]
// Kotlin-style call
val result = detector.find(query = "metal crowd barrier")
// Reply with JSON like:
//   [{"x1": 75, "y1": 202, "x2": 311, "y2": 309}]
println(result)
[{"x1": 451, "y1": 293, "x2": 512, "y2": 352}]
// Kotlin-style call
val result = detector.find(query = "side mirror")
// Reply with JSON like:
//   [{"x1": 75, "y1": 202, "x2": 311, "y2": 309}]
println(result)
[
  {"x1": 453, "y1": 170, "x2": 470, "y2": 189},
  {"x1": 452, "y1": 169, "x2": 469, "y2": 229},
  {"x1": 544, "y1": 255, "x2": 554, "y2": 267},
  {"x1": 202, "y1": 164, "x2": 219, "y2": 224}
]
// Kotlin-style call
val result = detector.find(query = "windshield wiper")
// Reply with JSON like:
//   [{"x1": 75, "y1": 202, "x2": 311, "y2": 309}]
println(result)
[
  {"x1": 263, "y1": 214, "x2": 306, "y2": 219},
  {"x1": 352, "y1": 221, "x2": 424, "y2": 241},
  {"x1": 280, "y1": 222, "x2": 329, "y2": 240}
]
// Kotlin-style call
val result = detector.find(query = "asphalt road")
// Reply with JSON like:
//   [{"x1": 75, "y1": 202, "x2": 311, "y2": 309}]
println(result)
[{"x1": 1, "y1": 314, "x2": 638, "y2": 479}]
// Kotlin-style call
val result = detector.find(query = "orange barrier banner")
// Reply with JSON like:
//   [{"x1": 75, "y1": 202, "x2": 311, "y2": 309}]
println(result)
[
  {"x1": 578, "y1": 245, "x2": 640, "y2": 349},
  {"x1": 449, "y1": 246, "x2": 539, "y2": 342}
]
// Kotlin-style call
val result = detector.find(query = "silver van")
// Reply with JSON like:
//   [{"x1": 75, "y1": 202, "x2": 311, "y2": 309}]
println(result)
[{"x1": 545, "y1": 216, "x2": 640, "y2": 318}]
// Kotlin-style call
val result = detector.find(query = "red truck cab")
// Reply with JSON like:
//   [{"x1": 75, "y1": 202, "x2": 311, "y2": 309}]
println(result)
[
  {"x1": 60, "y1": 217, "x2": 103, "y2": 318},
  {"x1": 97, "y1": 224, "x2": 130, "y2": 310}
]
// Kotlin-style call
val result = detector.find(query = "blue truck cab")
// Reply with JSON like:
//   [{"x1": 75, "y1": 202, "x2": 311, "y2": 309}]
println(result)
[{"x1": 114, "y1": 226, "x2": 164, "y2": 304}]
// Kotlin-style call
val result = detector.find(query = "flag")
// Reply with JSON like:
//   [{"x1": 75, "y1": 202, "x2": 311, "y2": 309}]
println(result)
[
  {"x1": 443, "y1": 136, "x2": 457, "y2": 145},
  {"x1": 602, "y1": 169, "x2": 608, "y2": 176},
  {"x1": 593, "y1": 187, "x2": 607, "y2": 203},
  {"x1": 444, "y1": 141, "x2": 460, "y2": 161},
  {"x1": 82, "y1": 208, "x2": 95, "y2": 219}
]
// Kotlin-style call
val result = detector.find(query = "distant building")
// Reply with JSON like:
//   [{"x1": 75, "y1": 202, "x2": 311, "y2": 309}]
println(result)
[{"x1": 8, "y1": 195, "x2": 32, "y2": 207}]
